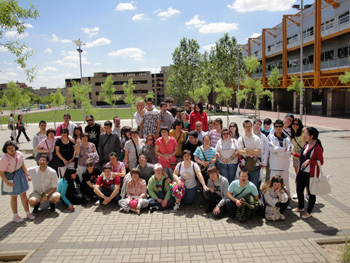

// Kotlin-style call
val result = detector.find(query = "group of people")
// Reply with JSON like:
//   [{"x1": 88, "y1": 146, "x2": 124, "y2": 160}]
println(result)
[{"x1": 1, "y1": 97, "x2": 324, "y2": 223}]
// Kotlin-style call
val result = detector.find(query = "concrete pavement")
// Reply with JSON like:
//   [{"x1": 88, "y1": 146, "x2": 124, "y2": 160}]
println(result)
[{"x1": 0, "y1": 112, "x2": 349, "y2": 263}]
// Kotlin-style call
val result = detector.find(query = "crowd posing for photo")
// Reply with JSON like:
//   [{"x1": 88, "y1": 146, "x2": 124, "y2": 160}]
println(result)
[{"x1": 2, "y1": 97, "x2": 325, "y2": 223}]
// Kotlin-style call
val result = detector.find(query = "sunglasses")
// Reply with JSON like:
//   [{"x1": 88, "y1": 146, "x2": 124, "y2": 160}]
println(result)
[
  {"x1": 86, "y1": 164, "x2": 93, "y2": 167},
  {"x1": 274, "y1": 125, "x2": 283, "y2": 128},
  {"x1": 292, "y1": 123, "x2": 299, "y2": 125},
  {"x1": 86, "y1": 119, "x2": 93, "y2": 121},
  {"x1": 222, "y1": 132, "x2": 230, "y2": 135}
]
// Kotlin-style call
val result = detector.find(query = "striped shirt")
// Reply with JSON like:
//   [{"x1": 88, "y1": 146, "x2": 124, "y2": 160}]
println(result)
[
  {"x1": 209, "y1": 129, "x2": 221, "y2": 148},
  {"x1": 194, "y1": 146, "x2": 216, "y2": 167}
]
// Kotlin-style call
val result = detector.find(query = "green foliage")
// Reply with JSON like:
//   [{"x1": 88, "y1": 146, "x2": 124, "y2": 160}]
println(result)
[
  {"x1": 214, "y1": 80, "x2": 234, "y2": 106},
  {"x1": 244, "y1": 56, "x2": 260, "y2": 73},
  {"x1": 3, "y1": 81, "x2": 21, "y2": 113},
  {"x1": 99, "y1": 75, "x2": 121, "y2": 107},
  {"x1": 343, "y1": 239, "x2": 350, "y2": 263},
  {"x1": 188, "y1": 83, "x2": 211, "y2": 103},
  {"x1": 0, "y1": 0, "x2": 39, "y2": 82},
  {"x1": 50, "y1": 88, "x2": 66, "y2": 128},
  {"x1": 287, "y1": 75, "x2": 303, "y2": 95},
  {"x1": 339, "y1": 71, "x2": 350, "y2": 85},
  {"x1": 166, "y1": 37, "x2": 202, "y2": 103},
  {"x1": 267, "y1": 67, "x2": 280, "y2": 106},
  {"x1": 146, "y1": 90, "x2": 155, "y2": 100},
  {"x1": 123, "y1": 78, "x2": 142, "y2": 127},
  {"x1": 69, "y1": 81, "x2": 94, "y2": 120}
]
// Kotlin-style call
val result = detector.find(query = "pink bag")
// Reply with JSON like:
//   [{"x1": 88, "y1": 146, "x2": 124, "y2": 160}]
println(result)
[{"x1": 129, "y1": 199, "x2": 138, "y2": 209}]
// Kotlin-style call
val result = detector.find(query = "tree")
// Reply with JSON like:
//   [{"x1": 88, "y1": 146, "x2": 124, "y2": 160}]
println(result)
[
  {"x1": 3, "y1": 81, "x2": 22, "y2": 114},
  {"x1": 0, "y1": 0, "x2": 39, "y2": 82},
  {"x1": 69, "y1": 81, "x2": 94, "y2": 122},
  {"x1": 99, "y1": 75, "x2": 121, "y2": 119},
  {"x1": 267, "y1": 67, "x2": 279, "y2": 111},
  {"x1": 339, "y1": 71, "x2": 350, "y2": 85},
  {"x1": 214, "y1": 80, "x2": 234, "y2": 126},
  {"x1": 123, "y1": 78, "x2": 142, "y2": 127},
  {"x1": 50, "y1": 88, "x2": 66, "y2": 129},
  {"x1": 287, "y1": 75, "x2": 303, "y2": 95},
  {"x1": 166, "y1": 37, "x2": 202, "y2": 105},
  {"x1": 146, "y1": 90, "x2": 155, "y2": 100}
]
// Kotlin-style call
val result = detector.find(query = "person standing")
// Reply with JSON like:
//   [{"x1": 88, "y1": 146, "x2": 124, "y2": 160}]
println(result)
[
  {"x1": 165, "y1": 97, "x2": 177, "y2": 118},
  {"x1": 9, "y1": 113, "x2": 16, "y2": 141},
  {"x1": 98, "y1": 121, "x2": 121, "y2": 166},
  {"x1": 159, "y1": 102, "x2": 175, "y2": 130},
  {"x1": 140, "y1": 98, "x2": 161, "y2": 139},
  {"x1": 33, "y1": 120, "x2": 47, "y2": 163},
  {"x1": 16, "y1": 114, "x2": 30, "y2": 143},
  {"x1": 56, "y1": 113, "x2": 76, "y2": 137},
  {"x1": 189, "y1": 101, "x2": 208, "y2": 132},
  {"x1": 113, "y1": 116, "x2": 121, "y2": 139},
  {"x1": 85, "y1": 115, "x2": 104, "y2": 150}
]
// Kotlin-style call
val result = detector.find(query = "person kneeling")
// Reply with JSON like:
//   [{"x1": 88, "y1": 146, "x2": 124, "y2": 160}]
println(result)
[
  {"x1": 262, "y1": 176, "x2": 290, "y2": 221},
  {"x1": 203, "y1": 166, "x2": 229, "y2": 218},
  {"x1": 225, "y1": 170, "x2": 261, "y2": 222},
  {"x1": 94, "y1": 165, "x2": 121, "y2": 206},
  {"x1": 118, "y1": 168, "x2": 149, "y2": 214},
  {"x1": 28, "y1": 155, "x2": 61, "y2": 213}
]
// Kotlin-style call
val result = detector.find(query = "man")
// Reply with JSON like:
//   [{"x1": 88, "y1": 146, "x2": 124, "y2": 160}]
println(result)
[
  {"x1": 203, "y1": 166, "x2": 229, "y2": 218},
  {"x1": 136, "y1": 153, "x2": 155, "y2": 184},
  {"x1": 237, "y1": 120, "x2": 261, "y2": 189},
  {"x1": 140, "y1": 98, "x2": 161, "y2": 139},
  {"x1": 225, "y1": 170, "x2": 259, "y2": 219},
  {"x1": 33, "y1": 120, "x2": 47, "y2": 162},
  {"x1": 165, "y1": 97, "x2": 177, "y2": 118},
  {"x1": 268, "y1": 119, "x2": 292, "y2": 193},
  {"x1": 99, "y1": 121, "x2": 121, "y2": 166},
  {"x1": 269, "y1": 113, "x2": 294, "y2": 140},
  {"x1": 85, "y1": 114, "x2": 104, "y2": 149},
  {"x1": 253, "y1": 119, "x2": 269, "y2": 169},
  {"x1": 184, "y1": 100, "x2": 192, "y2": 115},
  {"x1": 9, "y1": 113, "x2": 16, "y2": 141},
  {"x1": 107, "y1": 152, "x2": 126, "y2": 179},
  {"x1": 159, "y1": 101, "x2": 175, "y2": 130},
  {"x1": 112, "y1": 116, "x2": 121, "y2": 139},
  {"x1": 193, "y1": 121, "x2": 206, "y2": 143},
  {"x1": 94, "y1": 165, "x2": 121, "y2": 205},
  {"x1": 28, "y1": 155, "x2": 61, "y2": 213},
  {"x1": 56, "y1": 113, "x2": 76, "y2": 136},
  {"x1": 183, "y1": 131, "x2": 202, "y2": 161},
  {"x1": 261, "y1": 118, "x2": 272, "y2": 137}
]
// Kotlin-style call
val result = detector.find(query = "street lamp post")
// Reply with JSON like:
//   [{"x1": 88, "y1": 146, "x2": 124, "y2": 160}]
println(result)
[
  {"x1": 292, "y1": 1, "x2": 312, "y2": 122},
  {"x1": 73, "y1": 39, "x2": 86, "y2": 82},
  {"x1": 237, "y1": 48, "x2": 240, "y2": 115}
]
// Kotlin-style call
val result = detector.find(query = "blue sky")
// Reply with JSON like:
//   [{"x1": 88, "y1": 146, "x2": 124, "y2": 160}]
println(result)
[{"x1": 0, "y1": 0, "x2": 314, "y2": 90}]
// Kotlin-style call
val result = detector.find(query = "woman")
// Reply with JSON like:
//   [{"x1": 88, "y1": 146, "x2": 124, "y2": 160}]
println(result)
[
  {"x1": 0, "y1": 141, "x2": 35, "y2": 222},
  {"x1": 169, "y1": 119, "x2": 187, "y2": 163},
  {"x1": 124, "y1": 129, "x2": 146, "y2": 170},
  {"x1": 194, "y1": 135, "x2": 217, "y2": 183},
  {"x1": 229, "y1": 122, "x2": 240, "y2": 140},
  {"x1": 76, "y1": 133, "x2": 97, "y2": 183},
  {"x1": 209, "y1": 118, "x2": 223, "y2": 148},
  {"x1": 134, "y1": 100, "x2": 146, "y2": 130},
  {"x1": 55, "y1": 127, "x2": 76, "y2": 178},
  {"x1": 80, "y1": 159, "x2": 101, "y2": 200},
  {"x1": 292, "y1": 127, "x2": 324, "y2": 219},
  {"x1": 57, "y1": 168, "x2": 84, "y2": 212},
  {"x1": 172, "y1": 150, "x2": 209, "y2": 209},
  {"x1": 143, "y1": 134, "x2": 158, "y2": 164},
  {"x1": 120, "y1": 126, "x2": 131, "y2": 162},
  {"x1": 36, "y1": 128, "x2": 58, "y2": 170},
  {"x1": 215, "y1": 128, "x2": 239, "y2": 184},
  {"x1": 118, "y1": 168, "x2": 149, "y2": 214},
  {"x1": 189, "y1": 101, "x2": 208, "y2": 132},
  {"x1": 262, "y1": 176, "x2": 290, "y2": 220},
  {"x1": 73, "y1": 126, "x2": 83, "y2": 169},
  {"x1": 181, "y1": 112, "x2": 190, "y2": 133},
  {"x1": 155, "y1": 127, "x2": 178, "y2": 180},
  {"x1": 16, "y1": 114, "x2": 30, "y2": 143}
]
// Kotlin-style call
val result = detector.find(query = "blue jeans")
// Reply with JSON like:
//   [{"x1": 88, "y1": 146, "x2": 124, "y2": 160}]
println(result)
[
  {"x1": 248, "y1": 167, "x2": 260, "y2": 189},
  {"x1": 217, "y1": 162, "x2": 238, "y2": 184},
  {"x1": 148, "y1": 196, "x2": 174, "y2": 210},
  {"x1": 98, "y1": 185, "x2": 121, "y2": 204},
  {"x1": 182, "y1": 186, "x2": 197, "y2": 205}
]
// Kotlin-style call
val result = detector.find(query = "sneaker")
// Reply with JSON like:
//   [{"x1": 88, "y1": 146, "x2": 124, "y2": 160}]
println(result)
[
  {"x1": 50, "y1": 203, "x2": 56, "y2": 212},
  {"x1": 292, "y1": 208, "x2": 304, "y2": 212},
  {"x1": 287, "y1": 205, "x2": 292, "y2": 210},
  {"x1": 95, "y1": 200, "x2": 100, "y2": 205},
  {"x1": 173, "y1": 203, "x2": 180, "y2": 211},
  {"x1": 292, "y1": 193, "x2": 298, "y2": 199},
  {"x1": 280, "y1": 214, "x2": 285, "y2": 220},
  {"x1": 26, "y1": 212, "x2": 35, "y2": 220},
  {"x1": 13, "y1": 215, "x2": 24, "y2": 223},
  {"x1": 150, "y1": 206, "x2": 159, "y2": 213},
  {"x1": 32, "y1": 203, "x2": 40, "y2": 214},
  {"x1": 301, "y1": 213, "x2": 312, "y2": 219}
]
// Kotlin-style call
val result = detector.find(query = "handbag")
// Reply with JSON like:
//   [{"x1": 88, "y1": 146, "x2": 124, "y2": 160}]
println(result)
[
  {"x1": 241, "y1": 136, "x2": 257, "y2": 172},
  {"x1": 265, "y1": 206, "x2": 281, "y2": 221},
  {"x1": 198, "y1": 146, "x2": 208, "y2": 173},
  {"x1": 309, "y1": 160, "x2": 331, "y2": 195}
]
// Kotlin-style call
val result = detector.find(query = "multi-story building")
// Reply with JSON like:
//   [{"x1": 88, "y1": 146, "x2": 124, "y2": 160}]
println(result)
[
  {"x1": 241, "y1": 0, "x2": 350, "y2": 116},
  {"x1": 65, "y1": 66, "x2": 169, "y2": 106},
  {"x1": 32, "y1": 87, "x2": 66, "y2": 97}
]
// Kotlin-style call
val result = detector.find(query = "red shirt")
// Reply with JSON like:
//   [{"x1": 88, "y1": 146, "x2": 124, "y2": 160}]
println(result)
[
  {"x1": 190, "y1": 111, "x2": 208, "y2": 132},
  {"x1": 96, "y1": 174, "x2": 121, "y2": 189},
  {"x1": 155, "y1": 136, "x2": 177, "y2": 168}
]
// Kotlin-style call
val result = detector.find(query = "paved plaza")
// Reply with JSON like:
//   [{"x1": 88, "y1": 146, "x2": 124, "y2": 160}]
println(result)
[{"x1": 0, "y1": 110, "x2": 349, "y2": 263}]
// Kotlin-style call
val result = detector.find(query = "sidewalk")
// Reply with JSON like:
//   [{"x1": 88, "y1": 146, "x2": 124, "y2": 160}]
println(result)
[{"x1": 0, "y1": 114, "x2": 349, "y2": 262}]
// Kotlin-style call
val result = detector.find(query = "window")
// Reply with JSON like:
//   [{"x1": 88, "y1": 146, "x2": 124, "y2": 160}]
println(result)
[
  {"x1": 95, "y1": 92, "x2": 99, "y2": 95},
  {"x1": 338, "y1": 47, "x2": 349, "y2": 58},
  {"x1": 339, "y1": 11, "x2": 350, "y2": 24}
]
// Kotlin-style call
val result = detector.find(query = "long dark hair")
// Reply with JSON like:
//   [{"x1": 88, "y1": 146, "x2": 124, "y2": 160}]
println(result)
[
  {"x1": 307, "y1": 127, "x2": 323, "y2": 152},
  {"x1": 195, "y1": 101, "x2": 203, "y2": 114},
  {"x1": 63, "y1": 168, "x2": 77, "y2": 184},
  {"x1": 293, "y1": 118, "x2": 304, "y2": 137},
  {"x1": 229, "y1": 122, "x2": 239, "y2": 138},
  {"x1": 262, "y1": 176, "x2": 289, "y2": 197}
]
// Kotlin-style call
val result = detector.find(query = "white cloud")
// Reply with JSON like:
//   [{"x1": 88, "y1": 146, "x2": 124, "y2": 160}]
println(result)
[
  {"x1": 132, "y1": 13, "x2": 145, "y2": 21},
  {"x1": 50, "y1": 34, "x2": 71, "y2": 43},
  {"x1": 0, "y1": 71, "x2": 18, "y2": 81},
  {"x1": 24, "y1": 23, "x2": 33, "y2": 28},
  {"x1": 250, "y1": 33, "x2": 261, "y2": 38},
  {"x1": 108, "y1": 48, "x2": 146, "y2": 61},
  {"x1": 81, "y1": 27, "x2": 99, "y2": 38},
  {"x1": 85, "y1": 38, "x2": 111, "y2": 48},
  {"x1": 199, "y1": 22, "x2": 239, "y2": 34},
  {"x1": 53, "y1": 52, "x2": 90, "y2": 68},
  {"x1": 95, "y1": 63, "x2": 102, "y2": 66},
  {"x1": 38, "y1": 66, "x2": 58, "y2": 74},
  {"x1": 203, "y1": 44, "x2": 215, "y2": 51},
  {"x1": 227, "y1": 0, "x2": 296, "y2": 12},
  {"x1": 4, "y1": 31, "x2": 28, "y2": 39},
  {"x1": 0, "y1": 46, "x2": 8, "y2": 52},
  {"x1": 156, "y1": 7, "x2": 181, "y2": 19},
  {"x1": 115, "y1": 2, "x2": 136, "y2": 11},
  {"x1": 139, "y1": 67, "x2": 161, "y2": 73},
  {"x1": 43, "y1": 48, "x2": 52, "y2": 53},
  {"x1": 186, "y1": 15, "x2": 206, "y2": 29}
]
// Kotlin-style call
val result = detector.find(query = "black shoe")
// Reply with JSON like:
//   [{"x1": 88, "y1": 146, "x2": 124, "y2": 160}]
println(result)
[
  {"x1": 205, "y1": 208, "x2": 212, "y2": 213},
  {"x1": 150, "y1": 207, "x2": 159, "y2": 213},
  {"x1": 32, "y1": 203, "x2": 40, "y2": 213},
  {"x1": 10, "y1": 137, "x2": 14, "y2": 141},
  {"x1": 50, "y1": 203, "x2": 55, "y2": 212}
]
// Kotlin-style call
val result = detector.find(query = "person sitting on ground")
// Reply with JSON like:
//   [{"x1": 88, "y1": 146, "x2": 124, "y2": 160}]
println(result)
[
  {"x1": 28, "y1": 155, "x2": 60, "y2": 213},
  {"x1": 107, "y1": 152, "x2": 126, "y2": 185},
  {"x1": 57, "y1": 168, "x2": 84, "y2": 212},
  {"x1": 225, "y1": 170, "x2": 260, "y2": 222},
  {"x1": 136, "y1": 153, "x2": 155, "y2": 184},
  {"x1": 147, "y1": 164, "x2": 175, "y2": 213},
  {"x1": 94, "y1": 165, "x2": 121, "y2": 205},
  {"x1": 76, "y1": 133, "x2": 98, "y2": 184},
  {"x1": 80, "y1": 159, "x2": 101, "y2": 200},
  {"x1": 262, "y1": 176, "x2": 290, "y2": 220},
  {"x1": 118, "y1": 168, "x2": 149, "y2": 214},
  {"x1": 203, "y1": 166, "x2": 229, "y2": 218}
]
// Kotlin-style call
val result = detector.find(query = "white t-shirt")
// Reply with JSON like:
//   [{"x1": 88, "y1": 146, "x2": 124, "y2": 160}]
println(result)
[
  {"x1": 237, "y1": 134, "x2": 261, "y2": 166},
  {"x1": 174, "y1": 161, "x2": 200, "y2": 189}
]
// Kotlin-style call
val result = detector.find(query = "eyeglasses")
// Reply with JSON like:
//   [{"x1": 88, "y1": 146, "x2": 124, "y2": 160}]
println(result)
[
  {"x1": 222, "y1": 132, "x2": 230, "y2": 135},
  {"x1": 274, "y1": 125, "x2": 283, "y2": 128},
  {"x1": 166, "y1": 101, "x2": 173, "y2": 103},
  {"x1": 61, "y1": 131, "x2": 68, "y2": 134},
  {"x1": 86, "y1": 164, "x2": 93, "y2": 167}
]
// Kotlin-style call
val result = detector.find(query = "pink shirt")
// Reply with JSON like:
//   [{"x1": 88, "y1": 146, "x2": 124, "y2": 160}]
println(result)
[
  {"x1": 107, "y1": 161, "x2": 126, "y2": 173},
  {"x1": 38, "y1": 138, "x2": 58, "y2": 161},
  {"x1": 156, "y1": 136, "x2": 177, "y2": 168},
  {"x1": 0, "y1": 151, "x2": 24, "y2": 172},
  {"x1": 127, "y1": 178, "x2": 147, "y2": 198}
]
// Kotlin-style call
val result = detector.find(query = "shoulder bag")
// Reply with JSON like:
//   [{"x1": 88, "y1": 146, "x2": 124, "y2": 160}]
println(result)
[
  {"x1": 198, "y1": 146, "x2": 208, "y2": 173},
  {"x1": 241, "y1": 136, "x2": 257, "y2": 172},
  {"x1": 309, "y1": 160, "x2": 331, "y2": 195},
  {"x1": 265, "y1": 206, "x2": 281, "y2": 221},
  {"x1": 35, "y1": 139, "x2": 50, "y2": 163}
]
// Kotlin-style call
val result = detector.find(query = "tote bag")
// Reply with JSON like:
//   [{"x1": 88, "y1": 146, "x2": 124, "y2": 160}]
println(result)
[{"x1": 309, "y1": 160, "x2": 331, "y2": 195}]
